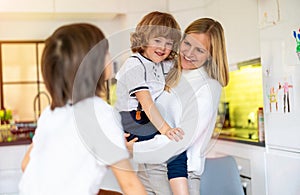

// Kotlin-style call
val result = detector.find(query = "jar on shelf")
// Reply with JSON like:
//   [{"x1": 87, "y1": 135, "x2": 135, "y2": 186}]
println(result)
[{"x1": 257, "y1": 107, "x2": 265, "y2": 142}]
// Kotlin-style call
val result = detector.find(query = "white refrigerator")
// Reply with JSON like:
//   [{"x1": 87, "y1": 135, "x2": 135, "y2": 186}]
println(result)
[{"x1": 259, "y1": 0, "x2": 300, "y2": 194}]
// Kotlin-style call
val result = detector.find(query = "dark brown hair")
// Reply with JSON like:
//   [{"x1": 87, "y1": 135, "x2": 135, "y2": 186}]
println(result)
[
  {"x1": 42, "y1": 23, "x2": 109, "y2": 109},
  {"x1": 130, "y1": 11, "x2": 181, "y2": 60}
]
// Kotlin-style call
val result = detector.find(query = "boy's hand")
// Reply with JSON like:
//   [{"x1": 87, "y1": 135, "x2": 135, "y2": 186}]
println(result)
[
  {"x1": 165, "y1": 128, "x2": 184, "y2": 142},
  {"x1": 124, "y1": 133, "x2": 138, "y2": 153}
]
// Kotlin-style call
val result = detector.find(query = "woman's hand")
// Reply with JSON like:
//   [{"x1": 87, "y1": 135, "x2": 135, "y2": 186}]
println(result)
[
  {"x1": 165, "y1": 128, "x2": 184, "y2": 142},
  {"x1": 124, "y1": 133, "x2": 138, "y2": 153}
]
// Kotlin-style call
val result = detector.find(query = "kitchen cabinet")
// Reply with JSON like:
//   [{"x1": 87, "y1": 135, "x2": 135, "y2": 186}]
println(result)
[
  {"x1": 207, "y1": 139, "x2": 266, "y2": 195},
  {"x1": 216, "y1": 0, "x2": 260, "y2": 64},
  {"x1": 0, "y1": 0, "x2": 126, "y2": 15},
  {"x1": 54, "y1": 0, "x2": 126, "y2": 14},
  {"x1": 0, "y1": 144, "x2": 29, "y2": 194},
  {"x1": 55, "y1": 0, "x2": 167, "y2": 14},
  {"x1": 168, "y1": 0, "x2": 210, "y2": 12},
  {"x1": 265, "y1": 149, "x2": 300, "y2": 195},
  {"x1": 0, "y1": 0, "x2": 165, "y2": 15},
  {"x1": 0, "y1": 0, "x2": 53, "y2": 13},
  {"x1": 125, "y1": 0, "x2": 167, "y2": 13}
]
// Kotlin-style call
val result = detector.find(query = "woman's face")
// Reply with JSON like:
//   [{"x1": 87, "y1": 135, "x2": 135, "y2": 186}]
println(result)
[{"x1": 179, "y1": 33, "x2": 210, "y2": 70}]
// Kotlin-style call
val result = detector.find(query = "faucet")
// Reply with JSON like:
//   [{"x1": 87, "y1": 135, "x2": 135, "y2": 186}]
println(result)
[{"x1": 33, "y1": 91, "x2": 51, "y2": 122}]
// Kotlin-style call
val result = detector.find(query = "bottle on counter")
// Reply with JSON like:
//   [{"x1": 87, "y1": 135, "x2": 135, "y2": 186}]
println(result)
[{"x1": 257, "y1": 107, "x2": 265, "y2": 142}]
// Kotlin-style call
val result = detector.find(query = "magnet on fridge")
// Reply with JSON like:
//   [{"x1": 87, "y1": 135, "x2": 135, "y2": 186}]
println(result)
[
  {"x1": 265, "y1": 76, "x2": 294, "y2": 114},
  {"x1": 293, "y1": 29, "x2": 300, "y2": 62},
  {"x1": 265, "y1": 67, "x2": 271, "y2": 77}
]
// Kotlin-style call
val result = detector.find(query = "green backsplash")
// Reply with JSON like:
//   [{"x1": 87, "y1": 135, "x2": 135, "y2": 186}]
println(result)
[{"x1": 220, "y1": 65, "x2": 263, "y2": 129}]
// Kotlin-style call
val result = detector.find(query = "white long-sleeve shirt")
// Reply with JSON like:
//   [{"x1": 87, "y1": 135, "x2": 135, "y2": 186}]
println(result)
[{"x1": 133, "y1": 67, "x2": 221, "y2": 176}]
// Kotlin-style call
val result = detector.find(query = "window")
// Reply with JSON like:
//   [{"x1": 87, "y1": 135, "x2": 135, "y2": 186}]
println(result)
[{"x1": 0, "y1": 41, "x2": 50, "y2": 122}]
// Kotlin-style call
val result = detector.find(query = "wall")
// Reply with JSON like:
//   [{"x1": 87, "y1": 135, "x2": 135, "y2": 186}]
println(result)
[
  {"x1": 168, "y1": 0, "x2": 208, "y2": 30},
  {"x1": 168, "y1": 0, "x2": 261, "y2": 65},
  {"x1": 108, "y1": 0, "x2": 168, "y2": 70}
]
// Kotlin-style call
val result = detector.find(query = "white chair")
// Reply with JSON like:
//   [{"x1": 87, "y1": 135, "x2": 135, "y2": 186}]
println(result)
[{"x1": 200, "y1": 156, "x2": 245, "y2": 195}]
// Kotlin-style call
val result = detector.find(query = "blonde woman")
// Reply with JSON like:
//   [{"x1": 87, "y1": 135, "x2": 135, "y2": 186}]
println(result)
[{"x1": 127, "y1": 18, "x2": 229, "y2": 195}]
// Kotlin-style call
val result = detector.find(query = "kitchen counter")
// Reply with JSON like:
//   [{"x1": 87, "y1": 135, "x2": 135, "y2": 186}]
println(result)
[
  {"x1": 0, "y1": 139, "x2": 32, "y2": 146},
  {"x1": 212, "y1": 127, "x2": 265, "y2": 147},
  {"x1": 0, "y1": 122, "x2": 35, "y2": 147},
  {"x1": 1, "y1": 128, "x2": 266, "y2": 147}
]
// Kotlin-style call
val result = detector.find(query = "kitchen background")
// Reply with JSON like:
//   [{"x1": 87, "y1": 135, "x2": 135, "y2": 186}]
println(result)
[
  {"x1": 0, "y1": 0, "x2": 299, "y2": 194},
  {"x1": 220, "y1": 59, "x2": 263, "y2": 130},
  {"x1": 0, "y1": 0, "x2": 261, "y2": 132}
]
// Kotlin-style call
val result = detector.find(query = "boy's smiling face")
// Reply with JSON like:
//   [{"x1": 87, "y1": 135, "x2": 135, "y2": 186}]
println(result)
[{"x1": 143, "y1": 36, "x2": 174, "y2": 63}]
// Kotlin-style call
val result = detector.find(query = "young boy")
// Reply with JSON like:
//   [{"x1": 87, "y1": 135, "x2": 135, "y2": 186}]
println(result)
[{"x1": 115, "y1": 11, "x2": 188, "y2": 195}]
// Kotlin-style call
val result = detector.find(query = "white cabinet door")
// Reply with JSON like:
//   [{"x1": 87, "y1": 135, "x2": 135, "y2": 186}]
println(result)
[
  {"x1": 207, "y1": 140, "x2": 267, "y2": 195},
  {"x1": 217, "y1": 0, "x2": 260, "y2": 64},
  {"x1": 0, "y1": 0, "x2": 127, "y2": 14},
  {"x1": 0, "y1": 0, "x2": 53, "y2": 13},
  {"x1": 54, "y1": 0, "x2": 126, "y2": 13},
  {"x1": 266, "y1": 149, "x2": 300, "y2": 195},
  {"x1": 0, "y1": 145, "x2": 29, "y2": 194},
  {"x1": 0, "y1": 169, "x2": 23, "y2": 194},
  {"x1": 126, "y1": 0, "x2": 167, "y2": 13}
]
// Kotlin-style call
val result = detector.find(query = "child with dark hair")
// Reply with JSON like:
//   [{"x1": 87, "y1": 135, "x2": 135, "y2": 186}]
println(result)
[{"x1": 19, "y1": 23, "x2": 146, "y2": 195}]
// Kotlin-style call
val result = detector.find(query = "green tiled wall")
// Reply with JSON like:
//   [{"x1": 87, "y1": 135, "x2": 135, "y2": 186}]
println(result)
[{"x1": 220, "y1": 66, "x2": 263, "y2": 129}]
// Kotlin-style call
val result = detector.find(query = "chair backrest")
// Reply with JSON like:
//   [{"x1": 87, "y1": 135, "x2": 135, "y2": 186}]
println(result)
[{"x1": 200, "y1": 156, "x2": 245, "y2": 195}]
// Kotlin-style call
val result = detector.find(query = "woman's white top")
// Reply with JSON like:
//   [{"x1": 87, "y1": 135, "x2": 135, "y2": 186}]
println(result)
[
  {"x1": 114, "y1": 53, "x2": 173, "y2": 112},
  {"x1": 19, "y1": 97, "x2": 129, "y2": 195},
  {"x1": 132, "y1": 67, "x2": 222, "y2": 176}
]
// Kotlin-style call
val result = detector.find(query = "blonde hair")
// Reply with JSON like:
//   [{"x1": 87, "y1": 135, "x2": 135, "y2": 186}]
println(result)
[
  {"x1": 130, "y1": 11, "x2": 181, "y2": 60},
  {"x1": 165, "y1": 18, "x2": 229, "y2": 91}
]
